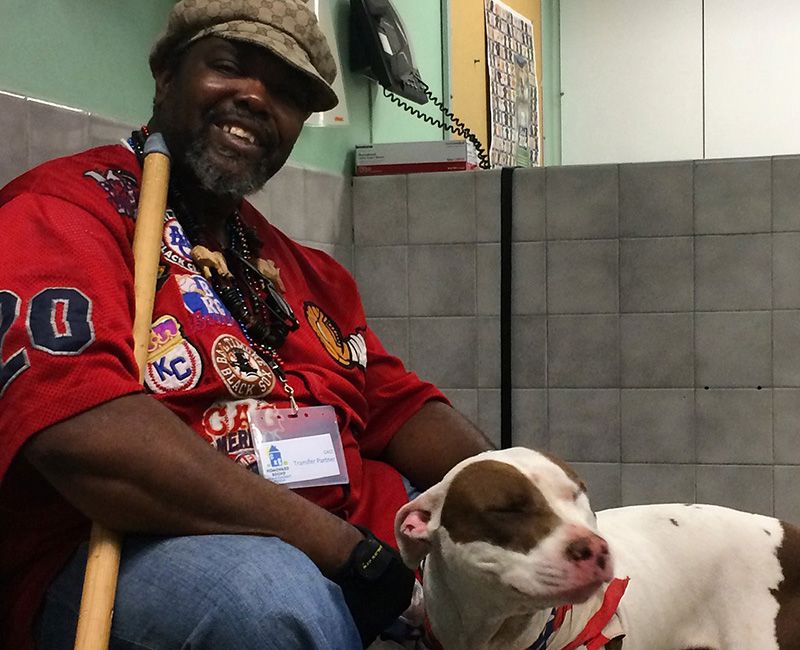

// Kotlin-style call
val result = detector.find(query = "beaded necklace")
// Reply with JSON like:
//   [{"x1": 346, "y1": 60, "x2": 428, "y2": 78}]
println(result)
[{"x1": 128, "y1": 127, "x2": 300, "y2": 408}]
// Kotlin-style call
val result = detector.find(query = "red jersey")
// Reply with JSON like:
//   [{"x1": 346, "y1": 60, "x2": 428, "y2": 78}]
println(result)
[{"x1": 0, "y1": 145, "x2": 444, "y2": 649}]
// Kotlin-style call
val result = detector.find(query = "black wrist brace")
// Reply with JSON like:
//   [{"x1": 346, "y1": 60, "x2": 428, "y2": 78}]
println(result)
[{"x1": 331, "y1": 525, "x2": 416, "y2": 648}]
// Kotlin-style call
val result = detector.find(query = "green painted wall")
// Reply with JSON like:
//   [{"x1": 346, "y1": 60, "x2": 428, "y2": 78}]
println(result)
[
  {"x1": 0, "y1": 1, "x2": 446, "y2": 175},
  {"x1": 369, "y1": 0, "x2": 445, "y2": 144},
  {"x1": 0, "y1": 0, "x2": 173, "y2": 124}
]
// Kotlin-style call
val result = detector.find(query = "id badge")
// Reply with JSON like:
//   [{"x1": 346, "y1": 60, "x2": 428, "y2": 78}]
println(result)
[{"x1": 249, "y1": 405, "x2": 349, "y2": 489}]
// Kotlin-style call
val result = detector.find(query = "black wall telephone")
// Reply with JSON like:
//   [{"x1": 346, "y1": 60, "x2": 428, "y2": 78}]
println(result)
[{"x1": 349, "y1": 0, "x2": 490, "y2": 168}]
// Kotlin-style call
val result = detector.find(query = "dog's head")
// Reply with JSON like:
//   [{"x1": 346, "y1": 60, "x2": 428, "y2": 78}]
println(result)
[{"x1": 395, "y1": 448, "x2": 613, "y2": 609}]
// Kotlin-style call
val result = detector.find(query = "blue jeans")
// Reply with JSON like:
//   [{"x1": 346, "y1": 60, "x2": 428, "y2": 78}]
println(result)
[{"x1": 34, "y1": 534, "x2": 362, "y2": 649}]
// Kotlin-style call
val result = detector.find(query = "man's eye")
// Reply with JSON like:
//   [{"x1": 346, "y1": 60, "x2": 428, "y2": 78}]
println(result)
[{"x1": 211, "y1": 60, "x2": 240, "y2": 74}]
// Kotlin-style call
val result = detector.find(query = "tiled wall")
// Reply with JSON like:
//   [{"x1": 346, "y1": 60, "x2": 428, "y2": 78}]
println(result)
[
  {"x1": 353, "y1": 157, "x2": 800, "y2": 522},
  {"x1": 9, "y1": 89, "x2": 800, "y2": 523},
  {"x1": 0, "y1": 90, "x2": 352, "y2": 266}
]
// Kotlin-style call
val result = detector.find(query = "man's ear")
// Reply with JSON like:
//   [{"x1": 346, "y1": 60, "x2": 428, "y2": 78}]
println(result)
[
  {"x1": 394, "y1": 487, "x2": 444, "y2": 569},
  {"x1": 153, "y1": 67, "x2": 176, "y2": 110}
]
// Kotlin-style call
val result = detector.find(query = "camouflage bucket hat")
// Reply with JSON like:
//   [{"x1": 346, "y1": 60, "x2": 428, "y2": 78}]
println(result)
[{"x1": 149, "y1": 0, "x2": 338, "y2": 112}]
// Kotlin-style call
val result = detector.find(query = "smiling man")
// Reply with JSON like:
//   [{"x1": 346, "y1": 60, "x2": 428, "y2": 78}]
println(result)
[{"x1": 0, "y1": 1, "x2": 494, "y2": 649}]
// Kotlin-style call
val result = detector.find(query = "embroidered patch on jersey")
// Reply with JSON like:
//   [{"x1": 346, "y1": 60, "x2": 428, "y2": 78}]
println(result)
[
  {"x1": 83, "y1": 168, "x2": 139, "y2": 218},
  {"x1": 176, "y1": 274, "x2": 235, "y2": 326},
  {"x1": 212, "y1": 334, "x2": 275, "y2": 398},
  {"x1": 202, "y1": 399, "x2": 273, "y2": 472},
  {"x1": 144, "y1": 315, "x2": 202, "y2": 394},
  {"x1": 304, "y1": 302, "x2": 367, "y2": 369},
  {"x1": 161, "y1": 211, "x2": 198, "y2": 273}
]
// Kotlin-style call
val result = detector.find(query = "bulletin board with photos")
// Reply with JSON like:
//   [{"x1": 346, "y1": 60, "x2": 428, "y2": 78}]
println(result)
[{"x1": 484, "y1": 0, "x2": 541, "y2": 168}]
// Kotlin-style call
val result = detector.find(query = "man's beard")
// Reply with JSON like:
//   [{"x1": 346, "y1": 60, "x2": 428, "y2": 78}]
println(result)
[{"x1": 183, "y1": 129, "x2": 272, "y2": 200}]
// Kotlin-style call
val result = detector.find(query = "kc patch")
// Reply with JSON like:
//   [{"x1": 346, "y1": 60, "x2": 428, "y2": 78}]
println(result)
[
  {"x1": 162, "y1": 211, "x2": 198, "y2": 273},
  {"x1": 212, "y1": 334, "x2": 275, "y2": 398},
  {"x1": 145, "y1": 315, "x2": 202, "y2": 393},
  {"x1": 304, "y1": 302, "x2": 367, "y2": 369},
  {"x1": 177, "y1": 273, "x2": 235, "y2": 326},
  {"x1": 83, "y1": 168, "x2": 139, "y2": 218}
]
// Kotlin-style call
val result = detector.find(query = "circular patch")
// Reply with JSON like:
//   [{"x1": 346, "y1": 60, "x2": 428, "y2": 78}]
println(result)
[
  {"x1": 212, "y1": 335, "x2": 274, "y2": 398},
  {"x1": 304, "y1": 303, "x2": 352, "y2": 366}
]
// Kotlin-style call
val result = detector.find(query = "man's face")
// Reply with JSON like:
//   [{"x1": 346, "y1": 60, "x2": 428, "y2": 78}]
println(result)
[{"x1": 153, "y1": 37, "x2": 313, "y2": 199}]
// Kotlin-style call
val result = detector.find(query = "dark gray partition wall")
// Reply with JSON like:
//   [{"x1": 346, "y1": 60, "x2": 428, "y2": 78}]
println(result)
[{"x1": 354, "y1": 158, "x2": 800, "y2": 519}]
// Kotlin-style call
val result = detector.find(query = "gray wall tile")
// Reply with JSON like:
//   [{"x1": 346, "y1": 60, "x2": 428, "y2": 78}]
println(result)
[
  {"x1": 694, "y1": 158, "x2": 771, "y2": 234},
  {"x1": 775, "y1": 466, "x2": 800, "y2": 524},
  {"x1": 619, "y1": 161, "x2": 694, "y2": 237},
  {"x1": 264, "y1": 165, "x2": 305, "y2": 239},
  {"x1": 621, "y1": 389, "x2": 694, "y2": 463},
  {"x1": 511, "y1": 315, "x2": 547, "y2": 388},
  {"x1": 696, "y1": 389, "x2": 772, "y2": 463},
  {"x1": 568, "y1": 462, "x2": 621, "y2": 510},
  {"x1": 477, "y1": 242, "x2": 546, "y2": 315},
  {"x1": 513, "y1": 242, "x2": 547, "y2": 314},
  {"x1": 512, "y1": 167, "x2": 546, "y2": 241},
  {"x1": 409, "y1": 317, "x2": 476, "y2": 387},
  {"x1": 773, "y1": 156, "x2": 800, "y2": 232},
  {"x1": 695, "y1": 311, "x2": 771, "y2": 387},
  {"x1": 441, "y1": 389, "x2": 478, "y2": 425},
  {"x1": 774, "y1": 233, "x2": 800, "y2": 309},
  {"x1": 28, "y1": 98, "x2": 88, "y2": 168},
  {"x1": 477, "y1": 317, "x2": 500, "y2": 388},
  {"x1": 477, "y1": 389, "x2": 548, "y2": 450},
  {"x1": 352, "y1": 175, "x2": 407, "y2": 245},
  {"x1": 305, "y1": 169, "x2": 352, "y2": 244},
  {"x1": 408, "y1": 245, "x2": 476, "y2": 316},
  {"x1": 331, "y1": 244, "x2": 353, "y2": 272},
  {"x1": 621, "y1": 464, "x2": 696, "y2": 505},
  {"x1": 355, "y1": 246, "x2": 408, "y2": 317},
  {"x1": 547, "y1": 240, "x2": 618, "y2": 314},
  {"x1": 546, "y1": 165, "x2": 619, "y2": 240},
  {"x1": 477, "y1": 316, "x2": 547, "y2": 389},
  {"x1": 620, "y1": 314, "x2": 693, "y2": 388},
  {"x1": 696, "y1": 465, "x2": 773, "y2": 515},
  {"x1": 367, "y1": 317, "x2": 409, "y2": 362},
  {"x1": 695, "y1": 234, "x2": 772, "y2": 310},
  {"x1": 549, "y1": 389, "x2": 620, "y2": 462},
  {"x1": 476, "y1": 169, "x2": 501, "y2": 242},
  {"x1": 477, "y1": 244, "x2": 500, "y2": 315},
  {"x1": 0, "y1": 92, "x2": 28, "y2": 187},
  {"x1": 774, "y1": 311, "x2": 800, "y2": 386},
  {"x1": 88, "y1": 115, "x2": 132, "y2": 148},
  {"x1": 774, "y1": 390, "x2": 800, "y2": 463},
  {"x1": 511, "y1": 389, "x2": 548, "y2": 449},
  {"x1": 620, "y1": 237, "x2": 693, "y2": 312},
  {"x1": 477, "y1": 388, "x2": 502, "y2": 447},
  {"x1": 548, "y1": 315, "x2": 619, "y2": 387},
  {"x1": 408, "y1": 171, "x2": 475, "y2": 244}
]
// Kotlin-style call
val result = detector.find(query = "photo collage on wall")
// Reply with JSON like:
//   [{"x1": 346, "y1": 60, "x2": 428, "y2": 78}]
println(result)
[{"x1": 484, "y1": 0, "x2": 540, "y2": 167}]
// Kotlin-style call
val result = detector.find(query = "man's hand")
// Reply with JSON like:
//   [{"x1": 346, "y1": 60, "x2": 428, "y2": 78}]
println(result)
[{"x1": 332, "y1": 526, "x2": 416, "y2": 648}]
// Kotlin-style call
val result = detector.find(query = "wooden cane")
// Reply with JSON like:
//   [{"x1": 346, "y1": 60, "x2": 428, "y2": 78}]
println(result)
[{"x1": 73, "y1": 133, "x2": 171, "y2": 650}]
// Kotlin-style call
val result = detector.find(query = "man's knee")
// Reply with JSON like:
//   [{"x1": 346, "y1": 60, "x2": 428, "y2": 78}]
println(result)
[{"x1": 180, "y1": 537, "x2": 360, "y2": 649}]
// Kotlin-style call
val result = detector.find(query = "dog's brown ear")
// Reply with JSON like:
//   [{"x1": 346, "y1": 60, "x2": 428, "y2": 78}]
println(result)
[{"x1": 395, "y1": 489, "x2": 443, "y2": 569}]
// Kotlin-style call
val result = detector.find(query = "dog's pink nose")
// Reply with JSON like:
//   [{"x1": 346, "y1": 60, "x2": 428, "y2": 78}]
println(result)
[{"x1": 565, "y1": 534, "x2": 610, "y2": 571}]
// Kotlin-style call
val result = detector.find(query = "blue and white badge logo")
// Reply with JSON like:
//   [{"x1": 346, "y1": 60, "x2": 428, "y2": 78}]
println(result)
[
  {"x1": 161, "y1": 212, "x2": 198, "y2": 273},
  {"x1": 145, "y1": 315, "x2": 202, "y2": 393},
  {"x1": 269, "y1": 445, "x2": 285, "y2": 468},
  {"x1": 177, "y1": 274, "x2": 235, "y2": 326}
]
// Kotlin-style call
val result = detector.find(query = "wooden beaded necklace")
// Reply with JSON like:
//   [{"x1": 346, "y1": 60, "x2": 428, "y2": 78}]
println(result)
[{"x1": 128, "y1": 127, "x2": 300, "y2": 407}]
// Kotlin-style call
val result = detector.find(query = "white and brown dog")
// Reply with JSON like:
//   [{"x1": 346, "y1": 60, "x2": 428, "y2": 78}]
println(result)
[{"x1": 395, "y1": 448, "x2": 800, "y2": 650}]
